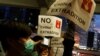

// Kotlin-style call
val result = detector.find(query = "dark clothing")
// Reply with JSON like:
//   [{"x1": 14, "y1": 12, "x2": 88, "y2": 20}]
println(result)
[{"x1": 63, "y1": 38, "x2": 75, "y2": 56}]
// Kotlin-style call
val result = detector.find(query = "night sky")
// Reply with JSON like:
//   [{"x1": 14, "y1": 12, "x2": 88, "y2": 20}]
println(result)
[{"x1": 94, "y1": 14, "x2": 100, "y2": 32}]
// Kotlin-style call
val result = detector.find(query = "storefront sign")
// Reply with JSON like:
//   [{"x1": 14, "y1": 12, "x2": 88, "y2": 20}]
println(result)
[
  {"x1": 47, "y1": 0, "x2": 96, "y2": 31},
  {"x1": 37, "y1": 15, "x2": 62, "y2": 37}
]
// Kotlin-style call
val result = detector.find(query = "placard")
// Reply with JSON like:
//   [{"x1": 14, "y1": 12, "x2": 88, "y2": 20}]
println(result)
[
  {"x1": 47, "y1": 0, "x2": 96, "y2": 31},
  {"x1": 37, "y1": 15, "x2": 62, "y2": 37}
]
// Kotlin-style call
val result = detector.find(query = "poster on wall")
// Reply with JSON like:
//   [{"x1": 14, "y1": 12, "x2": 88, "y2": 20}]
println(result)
[
  {"x1": 47, "y1": 0, "x2": 96, "y2": 31},
  {"x1": 37, "y1": 15, "x2": 62, "y2": 37}
]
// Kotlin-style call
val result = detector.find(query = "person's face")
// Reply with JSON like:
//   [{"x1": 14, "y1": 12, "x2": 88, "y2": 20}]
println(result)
[
  {"x1": 18, "y1": 37, "x2": 30, "y2": 44},
  {"x1": 41, "y1": 49, "x2": 48, "y2": 56}
]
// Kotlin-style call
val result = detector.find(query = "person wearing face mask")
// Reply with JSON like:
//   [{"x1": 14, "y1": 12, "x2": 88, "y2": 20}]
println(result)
[
  {"x1": 31, "y1": 36, "x2": 54, "y2": 56},
  {"x1": 31, "y1": 35, "x2": 44, "y2": 44},
  {"x1": 31, "y1": 35, "x2": 44, "y2": 56},
  {"x1": 0, "y1": 21, "x2": 36, "y2": 56}
]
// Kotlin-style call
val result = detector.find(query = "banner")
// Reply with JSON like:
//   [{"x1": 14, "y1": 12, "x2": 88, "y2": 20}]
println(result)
[
  {"x1": 47, "y1": 0, "x2": 96, "y2": 31},
  {"x1": 37, "y1": 15, "x2": 62, "y2": 37}
]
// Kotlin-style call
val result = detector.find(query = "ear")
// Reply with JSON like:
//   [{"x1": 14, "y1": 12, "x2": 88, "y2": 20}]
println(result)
[{"x1": 18, "y1": 37, "x2": 29, "y2": 44}]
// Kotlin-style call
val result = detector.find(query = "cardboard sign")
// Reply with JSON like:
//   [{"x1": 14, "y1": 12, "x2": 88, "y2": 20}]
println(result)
[
  {"x1": 51, "y1": 38, "x2": 64, "y2": 47},
  {"x1": 53, "y1": 47, "x2": 64, "y2": 56},
  {"x1": 47, "y1": 0, "x2": 96, "y2": 31},
  {"x1": 37, "y1": 15, "x2": 62, "y2": 37}
]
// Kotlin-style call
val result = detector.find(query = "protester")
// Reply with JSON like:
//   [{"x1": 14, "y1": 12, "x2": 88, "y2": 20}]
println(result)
[
  {"x1": 36, "y1": 44, "x2": 53, "y2": 56},
  {"x1": 0, "y1": 21, "x2": 36, "y2": 56},
  {"x1": 31, "y1": 35, "x2": 54, "y2": 56},
  {"x1": 31, "y1": 35, "x2": 44, "y2": 44},
  {"x1": 31, "y1": 35, "x2": 44, "y2": 56}
]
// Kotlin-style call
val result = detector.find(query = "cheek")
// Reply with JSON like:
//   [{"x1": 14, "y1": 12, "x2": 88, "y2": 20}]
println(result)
[
  {"x1": 18, "y1": 37, "x2": 30, "y2": 44},
  {"x1": 41, "y1": 51, "x2": 48, "y2": 56},
  {"x1": 18, "y1": 40, "x2": 24, "y2": 45}
]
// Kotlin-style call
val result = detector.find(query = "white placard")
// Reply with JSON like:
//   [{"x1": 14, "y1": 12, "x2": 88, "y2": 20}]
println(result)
[
  {"x1": 37, "y1": 15, "x2": 62, "y2": 37},
  {"x1": 51, "y1": 38, "x2": 64, "y2": 47},
  {"x1": 47, "y1": 0, "x2": 96, "y2": 31},
  {"x1": 53, "y1": 47, "x2": 64, "y2": 56}
]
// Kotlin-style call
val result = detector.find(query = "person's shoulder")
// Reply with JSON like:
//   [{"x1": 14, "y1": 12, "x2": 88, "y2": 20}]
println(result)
[{"x1": 32, "y1": 50, "x2": 38, "y2": 56}]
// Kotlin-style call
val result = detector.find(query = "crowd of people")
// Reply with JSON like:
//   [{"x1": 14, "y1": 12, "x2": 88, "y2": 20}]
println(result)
[{"x1": 0, "y1": 21, "x2": 54, "y2": 56}]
